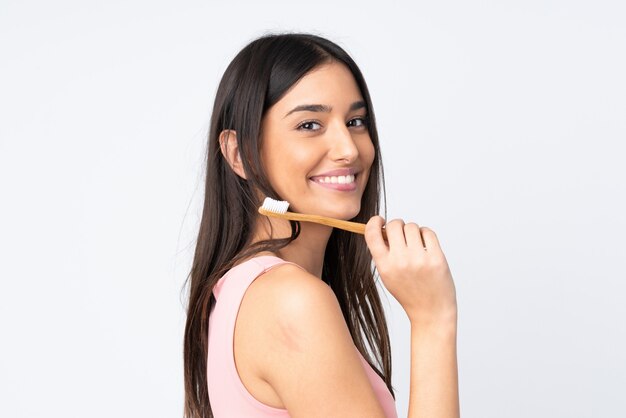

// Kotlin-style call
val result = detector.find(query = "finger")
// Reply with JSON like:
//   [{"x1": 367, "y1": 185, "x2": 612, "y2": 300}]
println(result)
[
  {"x1": 404, "y1": 222, "x2": 426, "y2": 249},
  {"x1": 385, "y1": 219, "x2": 406, "y2": 250},
  {"x1": 364, "y1": 216, "x2": 389, "y2": 259},
  {"x1": 420, "y1": 227, "x2": 440, "y2": 250}
]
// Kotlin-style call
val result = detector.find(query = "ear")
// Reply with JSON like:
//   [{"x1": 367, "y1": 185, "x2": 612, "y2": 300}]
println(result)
[{"x1": 218, "y1": 129, "x2": 247, "y2": 179}]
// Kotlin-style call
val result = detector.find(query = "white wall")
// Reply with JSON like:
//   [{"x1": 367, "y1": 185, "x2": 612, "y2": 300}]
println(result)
[{"x1": 1, "y1": 1, "x2": 624, "y2": 417}]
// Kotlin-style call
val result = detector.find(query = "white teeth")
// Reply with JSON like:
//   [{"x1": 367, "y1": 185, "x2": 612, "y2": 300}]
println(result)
[{"x1": 314, "y1": 174, "x2": 356, "y2": 184}]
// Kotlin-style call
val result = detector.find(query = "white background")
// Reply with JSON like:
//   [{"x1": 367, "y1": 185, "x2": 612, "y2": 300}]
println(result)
[{"x1": 1, "y1": 1, "x2": 625, "y2": 417}]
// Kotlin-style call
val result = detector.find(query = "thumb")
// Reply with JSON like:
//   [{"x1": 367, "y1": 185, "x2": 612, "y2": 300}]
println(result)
[{"x1": 365, "y1": 216, "x2": 388, "y2": 260}]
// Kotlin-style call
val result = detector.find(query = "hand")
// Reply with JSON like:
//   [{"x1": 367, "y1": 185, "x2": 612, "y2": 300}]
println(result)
[{"x1": 364, "y1": 216, "x2": 457, "y2": 325}]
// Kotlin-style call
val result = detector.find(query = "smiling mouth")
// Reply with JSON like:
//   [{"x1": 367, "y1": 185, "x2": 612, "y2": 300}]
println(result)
[
  {"x1": 309, "y1": 173, "x2": 359, "y2": 191},
  {"x1": 310, "y1": 173, "x2": 357, "y2": 185}
]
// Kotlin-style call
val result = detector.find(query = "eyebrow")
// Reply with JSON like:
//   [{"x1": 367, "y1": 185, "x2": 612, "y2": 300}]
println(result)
[{"x1": 283, "y1": 100, "x2": 366, "y2": 119}]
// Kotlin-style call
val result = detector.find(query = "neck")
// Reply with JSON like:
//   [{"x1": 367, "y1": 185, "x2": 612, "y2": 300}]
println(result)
[{"x1": 249, "y1": 216, "x2": 332, "y2": 278}]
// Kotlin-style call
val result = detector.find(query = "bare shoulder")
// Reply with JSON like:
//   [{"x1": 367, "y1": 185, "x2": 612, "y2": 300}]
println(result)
[
  {"x1": 238, "y1": 263, "x2": 387, "y2": 417},
  {"x1": 240, "y1": 263, "x2": 339, "y2": 357},
  {"x1": 250, "y1": 263, "x2": 336, "y2": 319}
]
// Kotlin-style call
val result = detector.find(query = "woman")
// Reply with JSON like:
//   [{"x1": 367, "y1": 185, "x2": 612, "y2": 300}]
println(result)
[{"x1": 183, "y1": 33, "x2": 459, "y2": 417}]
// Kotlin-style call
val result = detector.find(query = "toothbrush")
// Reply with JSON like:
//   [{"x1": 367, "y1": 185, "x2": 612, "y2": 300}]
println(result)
[{"x1": 258, "y1": 197, "x2": 388, "y2": 240}]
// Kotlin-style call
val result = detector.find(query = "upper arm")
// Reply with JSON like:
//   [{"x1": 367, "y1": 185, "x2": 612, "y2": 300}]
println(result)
[{"x1": 252, "y1": 264, "x2": 387, "y2": 418}]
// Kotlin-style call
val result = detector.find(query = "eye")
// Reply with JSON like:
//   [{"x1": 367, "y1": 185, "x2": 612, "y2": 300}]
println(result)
[
  {"x1": 348, "y1": 116, "x2": 368, "y2": 128},
  {"x1": 296, "y1": 120, "x2": 322, "y2": 131}
]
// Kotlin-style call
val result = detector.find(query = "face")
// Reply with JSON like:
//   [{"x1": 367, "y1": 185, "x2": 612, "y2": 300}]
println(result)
[{"x1": 259, "y1": 61, "x2": 375, "y2": 221}]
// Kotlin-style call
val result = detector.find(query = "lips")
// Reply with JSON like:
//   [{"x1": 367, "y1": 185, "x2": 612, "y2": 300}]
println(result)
[
  {"x1": 308, "y1": 167, "x2": 362, "y2": 192},
  {"x1": 309, "y1": 173, "x2": 358, "y2": 191}
]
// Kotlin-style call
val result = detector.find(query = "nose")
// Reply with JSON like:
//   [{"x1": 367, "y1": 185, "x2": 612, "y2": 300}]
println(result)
[{"x1": 328, "y1": 120, "x2": 359, "y2": 163}]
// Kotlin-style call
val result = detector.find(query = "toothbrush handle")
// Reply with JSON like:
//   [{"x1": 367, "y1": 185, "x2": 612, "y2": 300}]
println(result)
[{"x1": 259, "y1": 208, "x2": 387, "y2": 240}]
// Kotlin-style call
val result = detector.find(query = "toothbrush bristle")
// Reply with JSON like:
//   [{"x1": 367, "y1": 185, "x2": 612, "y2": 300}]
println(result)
[{"x1": 262, "y1": 197, "x2": 289, "y2": 214}]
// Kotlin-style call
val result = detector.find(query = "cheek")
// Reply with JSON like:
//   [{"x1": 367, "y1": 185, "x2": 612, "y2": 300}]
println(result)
[
  {"x1": 260, "y1": 145, "x2": 285, "y2": 191},
  {"x1": 360, "y1": 138, "x2": 376, "y2": 167},
  {"x1": 264, "y1": 142, "x2": 317, "y2": 194},
  {"x1": 289, "y1": 145, "x2": 316, "y2": 167}
]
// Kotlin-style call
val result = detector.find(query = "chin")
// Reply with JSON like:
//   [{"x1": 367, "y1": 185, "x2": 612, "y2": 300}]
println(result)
[
  {"x1": 323, "y1": 205, "x2": 361, "y2": 221},
  {"x1": 296, "y1": 194, "x2": 362, "y2": 220}
]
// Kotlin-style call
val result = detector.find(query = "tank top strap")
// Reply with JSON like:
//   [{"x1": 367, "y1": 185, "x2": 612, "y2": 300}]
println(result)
[
  {"x1": 212, "y1": 255, "x2": 304, "y2": 300},
  {"x1": 249, "y1": 255, "x2": 307, "y2": 275}
]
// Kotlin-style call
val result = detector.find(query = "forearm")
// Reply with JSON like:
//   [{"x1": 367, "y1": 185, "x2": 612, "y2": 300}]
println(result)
[{"x1": 407, "y1": 318, "x2": 460, "y2": 418}]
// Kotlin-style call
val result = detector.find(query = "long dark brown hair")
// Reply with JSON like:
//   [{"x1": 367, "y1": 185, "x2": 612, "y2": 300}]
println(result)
[{"x1": 183, "y1": 32, "x2": 392, "y2": 418}]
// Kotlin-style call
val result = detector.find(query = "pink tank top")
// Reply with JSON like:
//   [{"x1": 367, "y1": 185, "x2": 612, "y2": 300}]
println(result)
[{"x1": 207, "y1": 255, "x2": 397, "y2": 417}]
